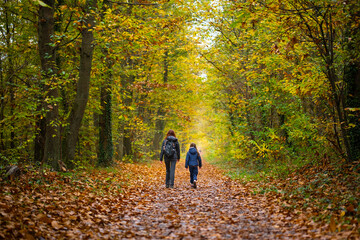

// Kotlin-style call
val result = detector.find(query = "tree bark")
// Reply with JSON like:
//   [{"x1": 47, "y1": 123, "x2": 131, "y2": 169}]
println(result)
[
  {"x1": 152, "y1": 109, "x2": 166, "y2": 156},
  {"x1": 98, "y1": 0, "x2": 114, "y2": 167},
  {"x1": 34, "y1": 111, "x2": 46, "y2": 163},
  {"x1": 152, "y1": 51, "x2": 169, "y2": 154},
  {"x1": 98, "y1": 68, "x2": 114, "y2": 166},
  {"x1": 0, "y1": 52, "x2": 4, "y2": 151},
  {"x1": 63, "y1": 0, "x2": 96, "y2": 165},
  {"x1": 122, "y1": 74, "x2": 135, "y2": 159},
  {"x1": 344, "y1": 2, "x2": 360, "y2": 162},
  {"x1": 123, "y1": 129, "x2": 133, "y2": 157},
  {"x1": 327, "y1": 67, "x2": 351, "y2": 161},
  {"x1": 5, "y1": 8, "x2": 15, "y2": 150},
  {"x1": 38, "y1": 0, "x2": 61, "y2": 170},
  {"x1": 1, "y1": 1, "x2": 16, "y2": 152}
]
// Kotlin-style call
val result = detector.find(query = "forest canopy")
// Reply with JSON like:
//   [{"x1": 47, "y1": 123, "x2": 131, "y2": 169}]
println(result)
[{"x1": 0, "y1": 0, "x2": 359, "y2": 174}]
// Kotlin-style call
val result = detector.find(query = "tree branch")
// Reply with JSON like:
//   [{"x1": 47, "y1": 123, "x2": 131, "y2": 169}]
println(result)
[
  {"x1": 108, "y1": 1, "x2": 159, "y2": 6},
  {"x1": 55, "y1": 32, "x2": 81, "y2": 49}
]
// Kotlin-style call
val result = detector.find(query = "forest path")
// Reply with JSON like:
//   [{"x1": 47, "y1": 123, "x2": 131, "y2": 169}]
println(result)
[
  {"x1": 1, "y1": 160, "x2": 344, "y2": 239},
  {"x1": 108, "y1": 160, "x2": 332, "y2": 239}
]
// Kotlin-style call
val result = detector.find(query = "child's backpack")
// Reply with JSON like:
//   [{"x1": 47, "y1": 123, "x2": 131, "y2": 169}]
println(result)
[{"x1": 163, "y1": 139, "x2": 176, "y2": 158}]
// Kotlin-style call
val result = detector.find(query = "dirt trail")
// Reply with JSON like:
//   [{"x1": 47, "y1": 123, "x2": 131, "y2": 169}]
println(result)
[
  {"x1": 1, "y1": 160, "x2": 349, "y2": 239},
  {"x1": 109, "y1": 160, "x2": 334, "y2": 239}
]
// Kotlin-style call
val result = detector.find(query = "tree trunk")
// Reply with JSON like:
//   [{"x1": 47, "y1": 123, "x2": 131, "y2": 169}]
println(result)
[
  {"x1": 279, "y1": 114, "x2": 290, "y2": 146},
  {"x1": 63, "y1": 0, "x2": 96, "y2": 166},
  {"x1": 119, "y1": 59, "x2": 135, "y2": 160},
  {"x1": 55, "y1": 0, "x2": 68, "y2": 115},
  {"x1": 7, "y1": 45, "x2": 15, "y2": 150},
  {"x1": 123, "y1": 129, "x2": 133, "y2": 157},
  {"x1": 3, "y1": 1, "x2": 16, "y2": 151},
  {"x1": 327, "y1": 66, "x2": 351, "y2": 161},
  {"x1": 152, "y1": 51, "x2": 169, "y2": 154},
  {"x1": 98, "y1": 0, "x2": 114, "y2": 167},
  {"x1": 122, "y1": 89, "x2": 133, "y2": 158},
  {"x1": 38, "y1": 0, "x2": 61, "y2": 170},
  {"x1": 98, "y1": 70, "x2": 114, "y2": 166},
  {"x1": 116, "y1": 124, "x2": 124, "y2": 159},
  {"x1": 344, "y1": 4, "x2": 360, "y2": 162},
  {"x1": 152, "y1": 109, "x2": 166, "y2": 157},
  {"x1": 0, "y1": 52, "x2": 4, "y2": 151},
  {"x1": 244, "y1": 86, "x2": 256, "y2": 141},
  {"x1": 34, "y1": 110, "x2": 46, "y2": 162}
]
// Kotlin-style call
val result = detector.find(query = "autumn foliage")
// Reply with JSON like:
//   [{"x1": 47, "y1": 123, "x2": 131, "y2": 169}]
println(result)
[
  {"x1": 1, "y1": 161, "x2": 359, "y2": 239},
  {"x1": 0, "y1": 0, "x2": 360, "y2": 238}
]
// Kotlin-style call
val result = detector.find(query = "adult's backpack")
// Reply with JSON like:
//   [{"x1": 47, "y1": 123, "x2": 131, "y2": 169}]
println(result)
[{"x1": 163, "y1": 139, "x2": 176, "y2": 158}]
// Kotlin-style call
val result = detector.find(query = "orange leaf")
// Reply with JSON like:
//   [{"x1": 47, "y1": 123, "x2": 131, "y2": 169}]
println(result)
[
  {"x1": 37, "y1": 213, "x2": 52, "y2": 224},
  {"x1": 51, "y1": 220, "x2": 62, "y2": 229}
]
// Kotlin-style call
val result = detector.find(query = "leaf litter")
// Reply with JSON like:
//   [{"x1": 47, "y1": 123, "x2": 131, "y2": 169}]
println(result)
[{"x1": 0, "y1": 160, "x2": 359, "y2": 239}]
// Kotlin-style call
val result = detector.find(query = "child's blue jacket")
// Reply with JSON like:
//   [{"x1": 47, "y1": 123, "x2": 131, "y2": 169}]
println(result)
[{"x1": 185, "y1": 147, "x2": 202, "y2": 168}]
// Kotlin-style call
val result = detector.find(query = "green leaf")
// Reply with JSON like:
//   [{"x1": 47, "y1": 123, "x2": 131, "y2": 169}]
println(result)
[{"x1": 33, "y1": 0, "x2": 51, "y2": 8}]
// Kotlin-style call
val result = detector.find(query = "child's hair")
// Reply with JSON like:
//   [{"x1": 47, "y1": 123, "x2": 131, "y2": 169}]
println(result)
[{"x1": 190, "y1": 143, "x2": 200, "y2": 155}]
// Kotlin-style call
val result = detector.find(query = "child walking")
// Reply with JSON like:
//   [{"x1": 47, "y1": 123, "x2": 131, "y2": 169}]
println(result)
[{"x1": 185, "y1": 143, "x2": 202, "y2": 188}]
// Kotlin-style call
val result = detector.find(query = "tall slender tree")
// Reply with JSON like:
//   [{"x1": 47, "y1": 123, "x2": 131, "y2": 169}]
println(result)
[
  {"x1": 98, "y1": 0, "x2": 114, "y2": 167},
  {"x1": 63, "y1": 0, "x2": 96, "y2": 165},
  {"x1": 344, "y1": 0, "x2": 360, "y2": 162},
  {"x1": 151, "y1": 50, "x2": 168, "y2": 154},
  {"x1": 38, "y1": 0, "x2": 61, "y2": 169}
]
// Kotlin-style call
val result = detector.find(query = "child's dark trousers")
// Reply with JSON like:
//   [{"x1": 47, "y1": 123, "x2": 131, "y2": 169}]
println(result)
[{"x1": 188, "y1": 165, "x2": 198, "y2": 183}]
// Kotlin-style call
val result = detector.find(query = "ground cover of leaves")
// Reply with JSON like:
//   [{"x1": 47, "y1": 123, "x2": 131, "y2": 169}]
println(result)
[
  {"x1": 242, "y1": 161, "x2": 360, "y2": 236},
  {"x1": 1, "y1": 160, "x2": 359, "y2": 239}
]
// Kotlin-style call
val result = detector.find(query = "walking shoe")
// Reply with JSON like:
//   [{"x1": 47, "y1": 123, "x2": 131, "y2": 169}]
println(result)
[
  {"x1": 166, "y1": 185, "x2": 169, "y2": 188},
  {"x1": 193, "y1": 180, "x2": 197, "y2": 189}
]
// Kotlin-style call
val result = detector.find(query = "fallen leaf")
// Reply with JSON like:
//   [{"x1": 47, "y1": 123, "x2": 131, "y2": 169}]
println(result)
[
  {"x1": 329, "y1": 215, "x2": 336, "y2": 232},
  {"x1": 51, "y1": 220, "x2": 62, "y2": 229}
]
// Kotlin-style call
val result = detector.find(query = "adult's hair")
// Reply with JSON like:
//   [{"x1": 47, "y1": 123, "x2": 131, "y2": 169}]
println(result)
[{"x1": 165, "y1": 129, "x2": 176, "y2": 139}]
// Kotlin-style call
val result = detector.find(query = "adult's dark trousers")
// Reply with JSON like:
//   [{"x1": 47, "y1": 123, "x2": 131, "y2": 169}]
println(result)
[
  {"x1": 165, "y1": 158, "x2": 177, "y2": 187},
  {"x1": 188, "y1": 165, "x2": 198, "y2": 183}
]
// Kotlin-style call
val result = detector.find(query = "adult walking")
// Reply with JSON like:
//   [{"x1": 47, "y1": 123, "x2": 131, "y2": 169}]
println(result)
[{"x1": 160, "y1": 130, "x2": 180, "y2": 188}]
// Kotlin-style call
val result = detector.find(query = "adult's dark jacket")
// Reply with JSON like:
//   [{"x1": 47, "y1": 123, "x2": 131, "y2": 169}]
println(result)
[{"x1": 160, "y1": 136, "x2": 180, "y2": 161}]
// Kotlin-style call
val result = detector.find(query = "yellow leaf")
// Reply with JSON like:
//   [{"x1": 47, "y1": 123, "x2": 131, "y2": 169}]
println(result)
[
  {"x1": 329, "y1": 215, "x2": 336, "y2": 232},
  {"x1": 340, "y1": 211, "x2": 345, "y2": 217}
]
